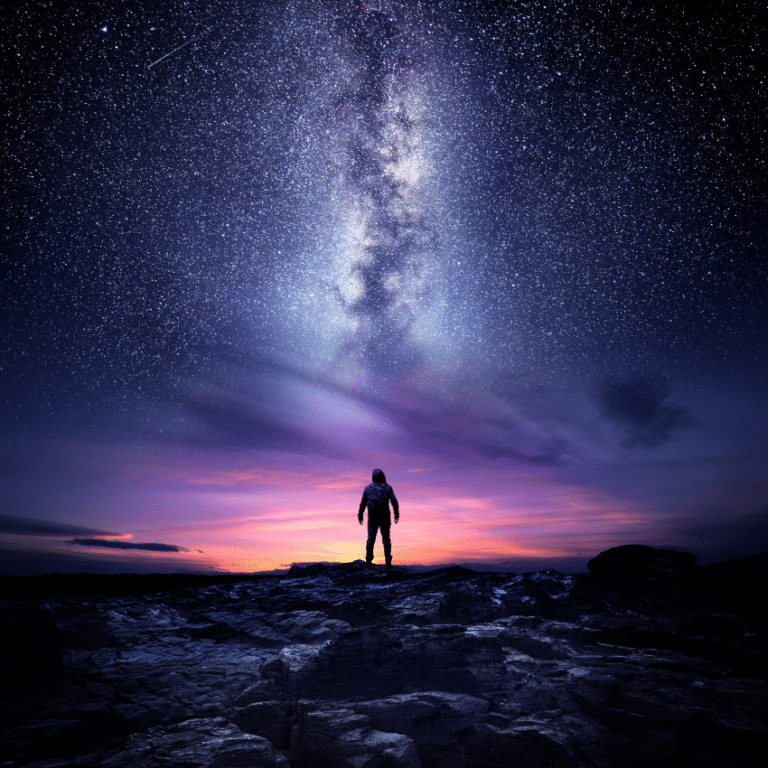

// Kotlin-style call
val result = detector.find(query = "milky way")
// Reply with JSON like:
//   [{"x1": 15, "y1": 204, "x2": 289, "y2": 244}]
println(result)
[
  {"x1": 1, "y1": 1, "x2": 767, "y2": 573},
  {"x1": 2, "y1": 0, "x2": 765, "y2": 427}
]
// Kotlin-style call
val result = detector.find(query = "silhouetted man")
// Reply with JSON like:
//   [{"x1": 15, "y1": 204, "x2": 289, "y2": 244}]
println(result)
[{"x1": 358, "y1": 468, "x2": 399, "y2": 569}]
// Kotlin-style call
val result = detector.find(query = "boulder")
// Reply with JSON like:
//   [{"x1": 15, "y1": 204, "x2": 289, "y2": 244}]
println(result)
[
  {"x1": 98, "y1": 717, "x2": 289, "y2": 768},
  {"x1": 587, "y1": 544, "x2": 697, "y2": 577},
  {"x1": 233, "y1": 700, "x2": 290, "y2": 749},
  {"x1": 285, "y1": 624, "x2": 507, "y2": 700},
  {"x1": 293, "y1": 705, "x2": 420, "y2": 768}
]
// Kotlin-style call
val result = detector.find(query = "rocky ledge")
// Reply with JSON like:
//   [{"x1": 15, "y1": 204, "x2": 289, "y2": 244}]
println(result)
[{"x1": 1, "y1": 545, "x2": 767, "y2": 767}]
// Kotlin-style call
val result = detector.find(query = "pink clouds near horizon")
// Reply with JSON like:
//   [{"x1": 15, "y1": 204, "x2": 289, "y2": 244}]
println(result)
[
  {"x1": 2, "y1": 384, "x2": 767, "y2": 578},
  {"x1": 0, "y1": 443, "x2": 683, "y2": 575}
]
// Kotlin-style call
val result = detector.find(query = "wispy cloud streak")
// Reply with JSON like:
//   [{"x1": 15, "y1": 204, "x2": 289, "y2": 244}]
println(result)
[{"x1": 68, "y1": 538, "x2": 184, "y2": 552}]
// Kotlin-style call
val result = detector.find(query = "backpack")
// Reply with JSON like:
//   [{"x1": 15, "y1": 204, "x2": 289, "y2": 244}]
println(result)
[{"x1": 366, "y1": 483, "x2": 390, "y2": 513}]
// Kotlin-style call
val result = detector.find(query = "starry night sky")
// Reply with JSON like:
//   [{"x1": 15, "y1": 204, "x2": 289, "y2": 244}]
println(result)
[{"x1": 2, "y1": 0, "x2": 766, "y2": 575}]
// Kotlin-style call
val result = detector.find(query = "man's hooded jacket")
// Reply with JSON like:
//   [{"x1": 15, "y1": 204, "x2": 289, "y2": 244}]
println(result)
[{"x1": 358, "y1": 469, "x2": 399, "y2": 523}]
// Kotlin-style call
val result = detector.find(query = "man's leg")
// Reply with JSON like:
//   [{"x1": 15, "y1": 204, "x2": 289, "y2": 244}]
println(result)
[
  {"x1": 381, "y1": 521, "x2": 392, "y2": 566},
  {"x1": 366, "y1": 519, "x2": 378, "y2": 564}
]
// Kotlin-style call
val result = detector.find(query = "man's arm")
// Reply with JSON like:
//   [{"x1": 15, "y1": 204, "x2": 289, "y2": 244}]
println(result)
[
  {"x1": 358, "y1": 489, "x2": 368, "y2": 524},
  {"x1": 389, "y1": 486, "x2": 399, "y2": 522}
]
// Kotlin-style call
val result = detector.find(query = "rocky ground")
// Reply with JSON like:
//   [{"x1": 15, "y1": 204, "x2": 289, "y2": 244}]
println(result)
[{"x1": 1, "y1": 545, "x2": 767, "y2": 768}]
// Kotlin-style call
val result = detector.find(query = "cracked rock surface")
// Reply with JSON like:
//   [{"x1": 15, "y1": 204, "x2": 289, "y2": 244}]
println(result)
[{"x1": 1, "y1": 547, "x2": 767, "y2": 767}]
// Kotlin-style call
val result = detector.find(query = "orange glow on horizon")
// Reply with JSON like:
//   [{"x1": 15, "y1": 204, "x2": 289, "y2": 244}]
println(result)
[
  {"x1": 8, "y1": 443, "x2": 692, "y2": 575},
  {"x1": 117, "y1": 476, "x2": 666, "y2": 573}
]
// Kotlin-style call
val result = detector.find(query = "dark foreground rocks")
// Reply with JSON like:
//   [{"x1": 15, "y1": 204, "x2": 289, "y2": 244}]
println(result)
[{"x1": 1, "y1": 546, "x2": 767, "y2": 767}]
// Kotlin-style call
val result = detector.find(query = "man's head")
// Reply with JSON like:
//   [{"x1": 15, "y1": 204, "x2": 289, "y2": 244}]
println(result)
[{"x1": 372, "y1": 468, "x2": 386, "y2": 483}]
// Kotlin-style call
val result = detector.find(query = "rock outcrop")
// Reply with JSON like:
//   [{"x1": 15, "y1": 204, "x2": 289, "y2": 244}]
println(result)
[{"x1": 1, "y1": 547, "x2": 767, "y2": 767}]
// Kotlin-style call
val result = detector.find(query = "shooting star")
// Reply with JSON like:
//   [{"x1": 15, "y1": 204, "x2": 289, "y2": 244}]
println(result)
[{"x1": 148, "y1": 30, "x2": 207, "y2": 69}]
